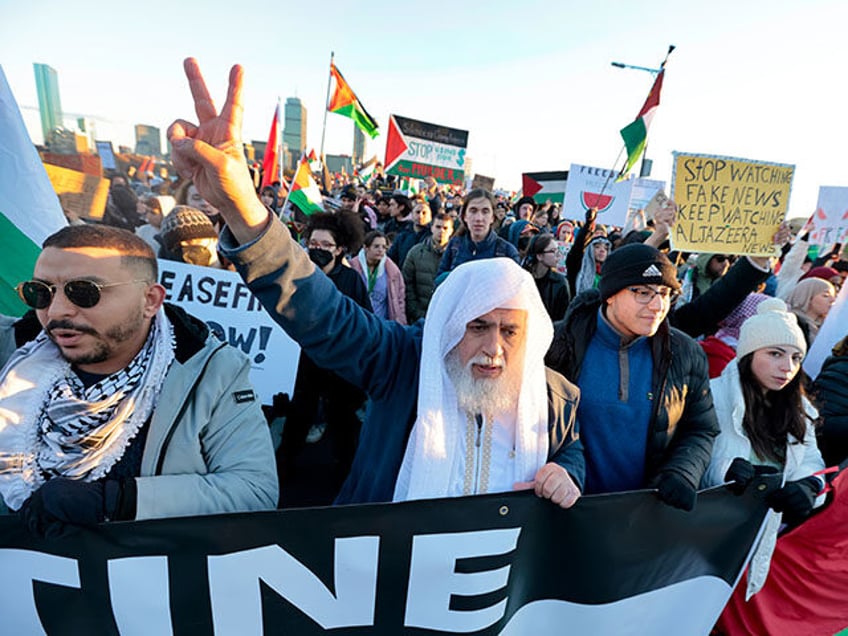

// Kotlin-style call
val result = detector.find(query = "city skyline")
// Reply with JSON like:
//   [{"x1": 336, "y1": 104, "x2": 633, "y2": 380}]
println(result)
[{"x1": 3, "y1": 1, "x2": 847, "y2": 219}]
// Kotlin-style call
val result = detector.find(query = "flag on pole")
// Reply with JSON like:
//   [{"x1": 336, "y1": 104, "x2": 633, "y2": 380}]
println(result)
[
  {"x1": 328, "y1": 63, "x2": 379, "y2": 139},
  {"x1": 288, "y1": 156, "x2": 325, "y2": 216},
  {"x1": 0, "y1": 66, "x2": 67, "y2": 315},
  {"x1": 357, "y1": 155, "x2": 378, "y2": 185},
  {"x1": 306, "y1": 149, "x2": 320, "y2": 172},
  {"x1": 261, "y1": 101, "x2": 281, "y2": 189},
  {"x1": 617, "y1": 47, "x2": 674, "y2": 179}
]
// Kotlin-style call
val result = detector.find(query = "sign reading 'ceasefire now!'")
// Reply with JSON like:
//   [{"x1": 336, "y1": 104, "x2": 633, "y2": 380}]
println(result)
[{"x1": 384, "y1": 114, "x2": 468, "y2": 185}]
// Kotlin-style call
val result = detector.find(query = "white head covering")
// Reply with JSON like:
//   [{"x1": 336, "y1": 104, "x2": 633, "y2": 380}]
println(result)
[{"x1": 393, "y1": 257, "x2": 553, "y2": 501}]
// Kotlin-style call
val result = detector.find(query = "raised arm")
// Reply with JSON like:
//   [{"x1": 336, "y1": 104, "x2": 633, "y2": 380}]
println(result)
[{"x1": 168, "y1": 58, "x2": 267, "y2": 244}]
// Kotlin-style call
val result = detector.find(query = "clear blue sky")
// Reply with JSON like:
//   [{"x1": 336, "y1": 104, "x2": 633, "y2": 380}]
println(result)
[{"x1": 2, "y1": 0, "x2": 846, "y2": 218}]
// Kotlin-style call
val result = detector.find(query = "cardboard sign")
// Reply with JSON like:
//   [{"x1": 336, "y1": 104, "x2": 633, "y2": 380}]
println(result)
[
  {"x1": 671, "y1": 152, "x2": 794, "y2": 256},
  {"x1": 471, "y1": 174, "x2": 495, "y2": 191},
  {"x1": 158, "y1": 260, "x2": 300, "y2": 403},
  {"x1": 43, "y1": 163, "x2": 109, "y2": 220}
]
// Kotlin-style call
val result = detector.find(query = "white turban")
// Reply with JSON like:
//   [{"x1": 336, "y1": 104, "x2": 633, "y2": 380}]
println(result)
[{"x1": 393, "y1": 257, "x2": 553, "y2": 501}]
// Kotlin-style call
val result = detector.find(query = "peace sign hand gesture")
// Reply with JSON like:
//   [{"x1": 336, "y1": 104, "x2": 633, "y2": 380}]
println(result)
[{"x1": 168, "y1": 58, "x2": 269, "y2": 243}]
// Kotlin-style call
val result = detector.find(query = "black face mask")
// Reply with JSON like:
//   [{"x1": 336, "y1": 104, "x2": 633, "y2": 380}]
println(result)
[{"x1": 308, "y1": 248, "x2": 335, "y2": 269}]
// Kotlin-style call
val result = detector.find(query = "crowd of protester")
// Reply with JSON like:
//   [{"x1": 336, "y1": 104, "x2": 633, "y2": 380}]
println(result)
[{"x1": 2, "y1": 58, "x2": 847, "y2": 628}]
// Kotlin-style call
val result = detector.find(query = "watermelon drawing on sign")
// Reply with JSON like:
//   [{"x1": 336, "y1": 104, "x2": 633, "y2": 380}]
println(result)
[{"x1": 581, "y1": 191, "x2": 614, "y2": 213}]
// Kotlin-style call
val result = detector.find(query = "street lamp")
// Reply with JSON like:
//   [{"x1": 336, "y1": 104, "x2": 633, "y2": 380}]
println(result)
[{"x1": 611, "y1": 47, "x2": 674, "y2": 177}]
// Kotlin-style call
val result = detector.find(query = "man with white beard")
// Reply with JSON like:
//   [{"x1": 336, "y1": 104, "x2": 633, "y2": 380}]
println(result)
[{"x1": 168, "y1": 57, "x2": 584, "y2": 508}]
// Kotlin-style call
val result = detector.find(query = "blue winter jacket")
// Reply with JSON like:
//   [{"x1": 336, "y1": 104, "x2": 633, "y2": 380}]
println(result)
[{"x1": 221, "y1": 216, "x2": 584, "y2": 505}]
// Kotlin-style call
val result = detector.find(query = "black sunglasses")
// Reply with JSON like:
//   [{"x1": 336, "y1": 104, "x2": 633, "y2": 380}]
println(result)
[{"x1": 16, "y1": 279, "x2": 148, "y2": 309}]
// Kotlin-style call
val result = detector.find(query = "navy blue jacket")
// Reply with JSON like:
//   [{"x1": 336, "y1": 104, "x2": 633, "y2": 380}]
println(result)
[{"x1": 222, "y1": 217, "x2": 583, "y2": 504}]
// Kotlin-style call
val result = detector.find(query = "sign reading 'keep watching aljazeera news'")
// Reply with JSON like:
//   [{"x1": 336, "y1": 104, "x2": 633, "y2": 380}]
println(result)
[{"x1": 671, "y1": 152, "x2": 794, "y2": 256}]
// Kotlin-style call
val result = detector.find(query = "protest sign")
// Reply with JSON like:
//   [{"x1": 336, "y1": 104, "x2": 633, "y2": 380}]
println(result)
[
  {"x1": 629, "y1": 178, "x2": 667, "y2": 213},
  {"x1": 43, "y1": 163, "x2": 109, "y2": 221},
  {"x1": 811, "y1": 186, "x2": 848, "y2": 248},
  {"x1": 158, "y1": 260, "x2": 300, "y2": 402},
  {"x1": 384, "y1": 114, "x2": 468, "y2": 185},
  {"x1": 671, "y1": 153, "x2": 794, "y2": 256},
  {"x1": 95, "y1": 140, "x2": 117, "y2": 170},
  {"x1": 471, "y1": 174, "x2": 495, "y2": 191},
  {"x1": 563, "y1": 164, "x2": 634, "y2": 227},
  {"x1": 0, "y1": 485, "x2": 771, "y2": 635}
]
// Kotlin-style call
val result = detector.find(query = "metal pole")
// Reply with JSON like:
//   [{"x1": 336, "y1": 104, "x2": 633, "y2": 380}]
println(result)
[{"x1": 319, "y1": 51, "x2": 334, "y2": 163}]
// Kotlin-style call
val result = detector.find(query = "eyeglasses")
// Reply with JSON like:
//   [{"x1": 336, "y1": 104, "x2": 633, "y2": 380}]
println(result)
[
  {"x1": 627, "y1": 286, "x2": 677, "y2": 305},
  {"x1": 307, "y1": 240, "x2": 337, "y2": 250},
  {"x1": 16, "y1": 279, "x2": 148, "y2": 310}
]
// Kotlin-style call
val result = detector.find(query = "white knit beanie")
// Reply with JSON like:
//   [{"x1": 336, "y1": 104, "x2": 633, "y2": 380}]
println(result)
[{"x1": 736, "y1": 297, "x2": 807, "y2": 360}]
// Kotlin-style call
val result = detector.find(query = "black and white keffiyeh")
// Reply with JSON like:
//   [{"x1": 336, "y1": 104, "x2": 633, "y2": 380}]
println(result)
[{"x1": 0, "y1": 308, "x2": 175, "y2": 510}]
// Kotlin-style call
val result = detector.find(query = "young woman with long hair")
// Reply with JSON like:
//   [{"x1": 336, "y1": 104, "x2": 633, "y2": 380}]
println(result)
[{"x1": 702, "y1": 297, "x2": 825, "y2": 594}]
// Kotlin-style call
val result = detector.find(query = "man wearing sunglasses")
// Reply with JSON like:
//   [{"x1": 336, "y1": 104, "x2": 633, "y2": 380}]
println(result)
[
  {"x1": 546, "y1": 243, "x2": 719, "y2": 512},
  {"x1": 0, "y1": 225, "x2": 278, "y2": 535}
]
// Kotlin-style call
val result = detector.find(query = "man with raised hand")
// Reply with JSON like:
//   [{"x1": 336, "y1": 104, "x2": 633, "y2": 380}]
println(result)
[{"x1": 169, "y1": 58, "x2": 584, "y2": 507}]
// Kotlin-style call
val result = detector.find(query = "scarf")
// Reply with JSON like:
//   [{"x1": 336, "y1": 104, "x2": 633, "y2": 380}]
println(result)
[
  {"x1": 358, "y1": 250, "x2": 385, "y2": 294},
  {"x1": 393, "y1": 258, "x2": 551, "y2": 502},
  {"x1": 0, "y1": 308, "x2": 175, "y2": 510}
]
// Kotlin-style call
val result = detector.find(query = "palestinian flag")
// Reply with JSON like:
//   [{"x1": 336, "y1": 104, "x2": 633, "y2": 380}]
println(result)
[
  {"x1": 288, "y1": 156, "x2": 324, "y2": 216},
  {"x1": 0, "y1": 66, "x2": 67, "y2": 315},
  {"x1": 618, "y1": 46, "x2": 673, "y2": 179},
  {"x1": 357, "y1": 155, "x2": 378, "y2": 184},
  {"x1": 260, "y1": 101, "x2": 281, "y2": 189},
  {"x1": 328, "y1": 63, "x2": 379, "y2": 139},
  {"x1": 522, "y1": 171, "x2": 568, "y2": 204}
]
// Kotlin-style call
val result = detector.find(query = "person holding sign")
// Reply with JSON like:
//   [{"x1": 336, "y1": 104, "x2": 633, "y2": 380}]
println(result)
[
  {"x1": 167, "y1": 58, "x2": 584, "y2": 508},
  {"x1": 0, "y1": 225, "x2": 278, "y2": 536}
]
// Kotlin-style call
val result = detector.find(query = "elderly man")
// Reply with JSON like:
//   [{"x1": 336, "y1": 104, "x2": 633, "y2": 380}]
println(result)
[
  {"x1": 168, "y1": 58, "x2": 583, "y2": 507},
  {"x1": 546, "y1": 243, "x2": 719, "y2": 511},
  {"x1": 0, "y1": 224, "x2": 278, "y2": 534}
]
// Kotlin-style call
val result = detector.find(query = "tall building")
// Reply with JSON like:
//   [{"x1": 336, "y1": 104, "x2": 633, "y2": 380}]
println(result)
[
  {"x1": 33, "y1": 63, "x2": 63, "y2": 143},
  {"x1": 135, "y1": 124, "x2": 162, "y2": 157},
  {"x1": 353, "y1": 125, "x2": 365, "y2": 166},
  {"x1": 283, "y1": 97, "x2": 306, "y2": 171}
]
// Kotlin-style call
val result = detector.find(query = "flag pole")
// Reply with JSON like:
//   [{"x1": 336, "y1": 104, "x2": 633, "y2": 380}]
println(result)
[
  {"x1": 319, "y1": 51, "x2": 334, "y2": 166},
  {"x1": 276, "y1": 97, "x2": 283, "y2": 188},
  {"x1": 277, "y1": 152, "x2": 302, "y2": 220},
  {"x1": 597, "y1": 44, "x2": 675, "y2": 200}
]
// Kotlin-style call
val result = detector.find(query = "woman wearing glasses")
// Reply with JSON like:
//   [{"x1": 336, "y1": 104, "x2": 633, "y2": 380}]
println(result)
[
  {"x1": 523, "y1": 233, "x2": 571, "y2": 321},
  {"x1": 702, "y1": 297, "x2": 825, "y2": 594}
]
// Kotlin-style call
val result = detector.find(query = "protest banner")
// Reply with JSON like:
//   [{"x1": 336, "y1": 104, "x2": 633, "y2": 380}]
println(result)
[
  {"x1": 563, "y1": 164, "x2": 634, "y2": 227},
  {"x1": 471, "y1": 174, "x2": 495, "y2": 191},
  {"x1": 384, "y1": 115, "x2": 468, "y2": 185},
  {"x1": 0, "y1": 485, "x2": 772, "y2": 635},
  {"x1": 158, "y1": 260, "x2": 300, "y2": 402},
  {"x1": 671, "y1": 153, "x2": 794, "y2": 256},
  {"x1": 43, "y1": 163, "x2": 109, "y2": 221},
  {"x1": 810, "y1": 186, "x2": 848, "y2": 249},
  {"x1": 522, "y1": 171, "x2": 568, "y2": 204}
]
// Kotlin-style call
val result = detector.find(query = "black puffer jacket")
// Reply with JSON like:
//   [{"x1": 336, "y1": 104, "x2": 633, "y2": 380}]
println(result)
[
  {"x1": 812, "y1": 337, "x2": 848, "y2": 466},
  {"x1": 545, "y1": 289, "x2": 719, "y2": 490}
]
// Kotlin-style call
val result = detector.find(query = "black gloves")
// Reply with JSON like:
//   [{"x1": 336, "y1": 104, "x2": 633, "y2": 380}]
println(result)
[
  {"x1": 655, "y1": 471, "x2": 697, "y2": 511},
  {"x1": 20, "y1": 478, "x2": 137, "y2": 538},
  {"x1": 724, "y1": 458, "x2": 756, "y2": 495},
  {"x1": 766, "y1": 476, "x2": 821, "y2": 519}
]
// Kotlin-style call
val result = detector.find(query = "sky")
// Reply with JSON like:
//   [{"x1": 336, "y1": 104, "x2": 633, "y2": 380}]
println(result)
[{"x1": 2, "y1": 0, "x2": 847, "y2": 219}]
